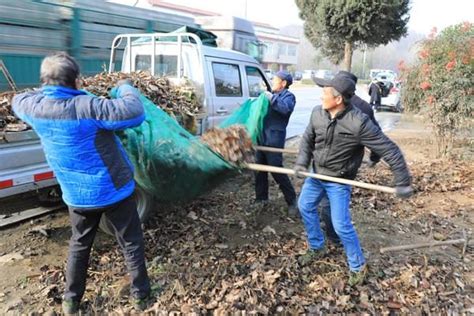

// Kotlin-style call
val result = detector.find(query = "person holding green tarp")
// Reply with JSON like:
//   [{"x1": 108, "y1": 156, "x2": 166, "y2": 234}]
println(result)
[
  {"x1": 255, "y1": 70, "x2": 298, "y2": 217},
  {"x1": 12, "y1": 52, "x2": 153, "y2": 313}
]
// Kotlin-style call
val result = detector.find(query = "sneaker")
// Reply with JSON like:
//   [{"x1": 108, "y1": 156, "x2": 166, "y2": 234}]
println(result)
[
  {"x1": 287, "y1": 203, "x2": 299, "y2": 218},
  {"x1": 132, "y1": 295, "x2": 155, "y2": 312},
  {"x1": 62, "y1": 299, "x2": 80, "y2": 315},
  {"x1": 348, "y1": 264, "x2": 368, "y2": 286},
  {"x1": 253, "y1": 200, "x2": 269, "y2": 212},
  {"x1": 297, "y1": 247, "x2": 326, "y2": 266},
  {"x1": 327, "y1": 237, "x2": 342, "y2": 248}
]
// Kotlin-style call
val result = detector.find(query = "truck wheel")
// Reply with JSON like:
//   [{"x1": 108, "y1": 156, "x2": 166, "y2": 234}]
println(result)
[
  {"x1": 99, "y1": 186, "x2": 155, "y2": 235},
  {"x1": 38, "y1": 186, "x2": 63, "y2": 206}
]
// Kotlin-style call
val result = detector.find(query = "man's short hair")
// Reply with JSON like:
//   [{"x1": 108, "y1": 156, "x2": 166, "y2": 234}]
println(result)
[
  {"x1": 330, "y1": 87, "x2": 351, "y2": 106},
  {"x1": 40, "y1": 52, "x2": 80, "y2": 88}
]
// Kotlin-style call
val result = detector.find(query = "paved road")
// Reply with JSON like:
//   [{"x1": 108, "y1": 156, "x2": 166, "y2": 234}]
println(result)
[{"x1": 287, "y1": 86, "x2": 401, "y2": 139}]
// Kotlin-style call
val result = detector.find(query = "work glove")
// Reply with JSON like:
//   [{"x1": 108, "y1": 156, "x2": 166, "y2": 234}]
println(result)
[
  {"x1": 264, "y1": 91, "x2": 273, "y2": 102},
  {"x1": 293, "y1": 165, "x2": 307, "y2": 179},
  {"x1": 395, "y1": 185, "x2": 413, "y2": 199}
]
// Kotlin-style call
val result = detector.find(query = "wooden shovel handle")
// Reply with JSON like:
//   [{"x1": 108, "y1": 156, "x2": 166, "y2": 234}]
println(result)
[
  {"x1": 254, "y1": 145, "x2": 299, "y2": 154},
  {"x1": 246, "y1": 163, "x2": 396, "y2": 194}
]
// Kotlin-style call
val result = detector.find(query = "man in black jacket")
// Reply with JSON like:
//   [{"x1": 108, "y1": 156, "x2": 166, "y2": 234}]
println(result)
[
  {"x1": 317, "y1": 71, "x2": 381, "y2": 244},
  {"x1": 294, "y1": 73, "x2": 413, "y2": 286},
  {"x1": 369, "y1": 79, "x2": 383, "y2": 112}
]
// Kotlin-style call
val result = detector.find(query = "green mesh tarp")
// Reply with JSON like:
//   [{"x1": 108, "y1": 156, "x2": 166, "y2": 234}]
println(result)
[{"x1": 116, "y1": 92, "x2": 269, "y2": 202}]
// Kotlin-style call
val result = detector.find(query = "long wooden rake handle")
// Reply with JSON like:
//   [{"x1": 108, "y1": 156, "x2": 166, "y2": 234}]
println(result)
[
  {"x1": 246, "y1": 163, "x2": 396, "y2": 194},
  {"x1": 255, "y1": 146, "x2": 391, "y2": 169},
  {"x1": 254, "y1": 145, "x2": 299, "y2": 154}
]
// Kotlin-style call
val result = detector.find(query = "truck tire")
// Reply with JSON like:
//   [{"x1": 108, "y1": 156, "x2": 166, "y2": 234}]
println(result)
[
  {"x1": 99, "y1": 186, "x2": 155, "y2": 235},
  {"x1": 38, "y1": 186, "x2": 63, "y2": 206}
]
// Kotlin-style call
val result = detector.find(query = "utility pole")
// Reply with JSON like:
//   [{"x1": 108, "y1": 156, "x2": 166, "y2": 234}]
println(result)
[
  {"x1": 244, "y1": 0, "x2": 248, "y2": 19},
  {"x1": 362, "y1": 44, "x2": 367, "y2": 79}
]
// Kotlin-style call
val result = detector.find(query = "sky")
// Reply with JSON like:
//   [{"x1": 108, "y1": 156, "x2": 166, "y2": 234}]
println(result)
[{"x1": 119, "y1": 0, "x2": 473, "y2": 35}]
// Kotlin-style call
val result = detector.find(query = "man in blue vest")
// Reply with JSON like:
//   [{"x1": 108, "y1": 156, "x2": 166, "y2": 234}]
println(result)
[
  {"x1": 13, "y1": 52, "x2": 152, "y2": 314},
  {"x1": 255, "y1": 70, "x2": 297, "y2": 216}
]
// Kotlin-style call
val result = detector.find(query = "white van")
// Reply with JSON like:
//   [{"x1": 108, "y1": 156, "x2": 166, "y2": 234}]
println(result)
[{"x1": 109, "y1": 32, "x2": 272, "y2": 133}]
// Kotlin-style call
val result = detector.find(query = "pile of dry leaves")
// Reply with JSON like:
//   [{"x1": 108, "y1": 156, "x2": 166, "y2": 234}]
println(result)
[
  {"x1": 30, "y1": 155, "x2": 472, "y2": 314},
  {"x1": 201, "y1": 125, "x2": 254, "y2": 166},
  {"x1": 81, "y1": 71, "x2": 202, "y2": 119},
  {"x1": 0, "y1": 91, "x2": 29, "y2": 132}
]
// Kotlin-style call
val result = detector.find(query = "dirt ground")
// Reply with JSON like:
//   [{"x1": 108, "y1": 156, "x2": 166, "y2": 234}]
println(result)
[{"x1": 0, "y1": 114, "x2": 472, "y2": 314}]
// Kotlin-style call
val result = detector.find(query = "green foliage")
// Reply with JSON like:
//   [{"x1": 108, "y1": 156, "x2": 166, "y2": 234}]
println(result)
[
  {"x1": 296, "y1": 0, "x2": 410, "y2": 67},
  {"x1": 400, "y1": 63, "x2": 423, "y2": 113},
  {"x1": 287, "y1": 65, "x2": 297, "y2": 74},
  {"x1": 401, "y1": 22, "x2": 474, "y2": 156}
]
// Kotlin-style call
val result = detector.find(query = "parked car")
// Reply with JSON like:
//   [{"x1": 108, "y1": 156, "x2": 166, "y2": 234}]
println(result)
[
  {"x1": 302, "y1": 69, "x2": 315, "y2": 80},
  {"x1": 314, "y1": 69, "x2": 334, "y2": 80},
  {"x1": 264, "y1": 69, "x2": 274, "y2": 80},
  {"x1": 293, "y1": 71, "x2": 302, "y2": 81}
]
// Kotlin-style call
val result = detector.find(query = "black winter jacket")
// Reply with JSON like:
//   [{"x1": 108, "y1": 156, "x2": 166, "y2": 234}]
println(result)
[
  {"x1": 351, "y1": 95, "x2": 381, "y2": 162},
  {"x1": 295, "y1": 105, "x2": 411, "y2": 186}
]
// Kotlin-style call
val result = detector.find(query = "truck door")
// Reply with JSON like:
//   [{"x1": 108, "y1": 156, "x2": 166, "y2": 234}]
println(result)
[
  {"x1": 206, "y1": 58, "x2": 245, "y2": 127},
  {"x1": 244, "y1": 65, "x2": 271, "y2": 98}
]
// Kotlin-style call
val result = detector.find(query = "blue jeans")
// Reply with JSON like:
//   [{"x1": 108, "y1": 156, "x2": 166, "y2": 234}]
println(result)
[{"x1": 298, "y1": 178, "x2": 366, "y2": 271}]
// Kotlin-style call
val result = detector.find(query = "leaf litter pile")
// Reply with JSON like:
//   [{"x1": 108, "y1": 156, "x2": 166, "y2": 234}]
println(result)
[
  {"x1": 2, "y1": 72, "x2": 254, "y2": 166},
  {"x1": 201, "y1": 126, "x2": 254, "y2": 166},
  {"x1": 1, "y1": 71, "x2": 202, "y2": 132},
  {"x1": 81, "y1": 71, "x2": 202, "y2": 119},
  {"x1": 31, "y1": 151, "x2": 472, "y2": 314}
]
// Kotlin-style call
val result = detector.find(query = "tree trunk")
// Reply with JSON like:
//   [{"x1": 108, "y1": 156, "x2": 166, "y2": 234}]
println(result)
[{"x1": 343, "y1": 41, "x2": 353, "y2": 71}]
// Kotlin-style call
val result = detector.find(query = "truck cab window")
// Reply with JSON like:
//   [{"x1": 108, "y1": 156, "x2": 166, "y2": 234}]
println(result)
[
  {"x1": 245, "y1": 66, "x2": 270, "y2": 98},
  {"x1": 135, "y1": 55, "x2": 178, "y2": 76},
  {"x1": 212, "y1": 62, "x2": 242, "y2": 97}
]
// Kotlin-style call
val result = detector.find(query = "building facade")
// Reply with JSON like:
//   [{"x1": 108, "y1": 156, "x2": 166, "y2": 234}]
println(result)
[{"x1": 111, "y1": 0, "x2": 300, "y2": 71}]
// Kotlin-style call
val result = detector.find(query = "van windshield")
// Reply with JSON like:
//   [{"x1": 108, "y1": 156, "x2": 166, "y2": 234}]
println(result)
[{"x1": 135, "y1": 54, "x2": 178, "y2": 77}]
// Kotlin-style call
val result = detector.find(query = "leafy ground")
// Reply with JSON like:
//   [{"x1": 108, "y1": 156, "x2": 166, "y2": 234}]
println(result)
[{"x1": 0, "y1": 115, "x2": 472, "y2": 314}]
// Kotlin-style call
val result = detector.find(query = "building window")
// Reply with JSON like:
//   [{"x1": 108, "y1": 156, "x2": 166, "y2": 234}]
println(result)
[
  {"x1": 287, "y1": 45, "x2": 297, "y2": 57},
  {"x1": 264, "y1": 42, "x2": 273, "y2": 55},
  {"x1": 278, "y1": 43, "x2": 287, "y2": 56},
  {"x1": 212, "y1": 62, "x2": 242, "y2": 97}
]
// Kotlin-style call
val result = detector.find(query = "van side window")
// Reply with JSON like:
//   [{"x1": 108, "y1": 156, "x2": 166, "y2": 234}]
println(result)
[
  {"x1": 212, "y1": 62, "x2": 242, "y2": 97},
  {"x1": 245, "y1": 66, "x2": 270, "y2": 97},
  {"x1": 135, "y1": 55, "x2": 178, "y2": 76}
]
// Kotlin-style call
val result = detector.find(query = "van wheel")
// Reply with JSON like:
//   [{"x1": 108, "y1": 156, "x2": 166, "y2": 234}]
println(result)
[{"x1": 99, "y1": 186, "x2": 155, "y2": 235}]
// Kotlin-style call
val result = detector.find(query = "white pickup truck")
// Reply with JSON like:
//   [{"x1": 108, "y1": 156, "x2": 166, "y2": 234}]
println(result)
[
  {"x1": 1, "y1": 32, "x2": 271, "y2": 225},
  {"x1": 109, "y1": 32, "x2": 271, "y2": 131}
]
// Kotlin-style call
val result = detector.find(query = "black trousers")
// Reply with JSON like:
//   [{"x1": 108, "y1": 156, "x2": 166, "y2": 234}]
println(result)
[
  {"x1": 64, "y1": 195, "x2": 150, "y2": 302},
  {"x1": 319, "y1": 195, "x2": 341, "y2": 243},
  {"x1": 255, "y1": 150, "x2": 296, "y2": 205}
]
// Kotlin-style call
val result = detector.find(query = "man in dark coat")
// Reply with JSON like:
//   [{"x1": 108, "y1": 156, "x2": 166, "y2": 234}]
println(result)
[
  {"x1": 318, "y1": 71, "x2": 382, "y2": 244},
  {"x1": 255, "y1": 70, "x2": 297, "y2": 216},
  {"x1": 368, "y1": 79, "x2": 383, "y2": 112},
  {"x1": 294, "y1": 73, "x2": 413, "y2": 286}
]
